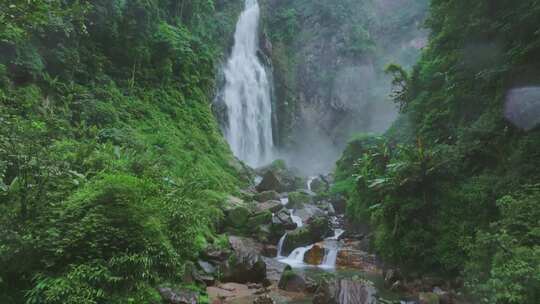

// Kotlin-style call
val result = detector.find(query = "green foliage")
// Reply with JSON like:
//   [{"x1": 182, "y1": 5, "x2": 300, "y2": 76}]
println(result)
[
  {"x1": 335, "y1": 1, "x2": 540, "y2": 303},
  {"x1": 0, "y1": 0, "x2": 244, "y2": 303}
]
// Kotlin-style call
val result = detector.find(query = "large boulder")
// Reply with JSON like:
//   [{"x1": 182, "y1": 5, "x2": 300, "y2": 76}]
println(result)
[
  {"x1": 282, "y1": 217, "x2": 330, "y2": 256},
  {"x1": 278, "y1": 267, "x2": 307, "y2": 292},
  {"x1": 222, "y1": 196, "x2": 251, "y2": 229},
  {"x1": 328, "y1": 194, "x2": 347, "y2": 214},
  {"x1": 158, "y1": 287, "x2": 198, "y2": 304},
  {"x1": 309, "y1": 176, "x2": 329, "y2": 193},
  {"x1": 273, "y1": 209, "x2": 297, "y2": 230},
  {"x1": 255, "y1": 160, "x2": 305, "y2": 192},
  {"x1": 262, "y1": 256, "x2": 288, "y2": 282},
  {"x1": 221, "y1": 236, "x2": 267, "y2": 284},
  {"x1": 313, "y1": 279, "x2": 377, "y2": 304},
  {"x1": 295, "y1": 205, "x2": 326, "y2": 224},
  {"x1": 226, "y1": 206, "x2": 250, "y2": 228},
  {"x1": 256, "y1": 171, "x2": 283, "y2": 192},
  {"x1": 304, "y1": 243, "x2": 326, "y2": 265}
]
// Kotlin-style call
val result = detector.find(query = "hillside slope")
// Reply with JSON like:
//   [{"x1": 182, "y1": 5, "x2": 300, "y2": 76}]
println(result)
[
  {"x1": 334, "y1": 1, "x2": 540, "y2": 303},
  {"x1": 0, "y1": 1, "x2": 244, "y2": 302}
]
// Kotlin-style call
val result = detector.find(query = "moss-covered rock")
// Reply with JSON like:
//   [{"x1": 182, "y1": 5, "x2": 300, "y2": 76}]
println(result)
[
  {"x1": 282, "y1": 217, "x2": 330, "y2": 255},
  {"x1": 278, "y1": 267, "x2": 306, "y2": 292},
  {"x1": 248, "y1": 210, "x2": 272, "y2": 227},
  {"x1": 227, "y1": 206, "x2": 250, "y2": 228},
  {"x1": 286, "y1": 191, "x2": 312, "y2": 209}
]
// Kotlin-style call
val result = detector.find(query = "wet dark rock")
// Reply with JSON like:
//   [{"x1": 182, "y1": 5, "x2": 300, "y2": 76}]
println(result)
[
  {"x1": 221, "y1": 236, "x2": 267, "y2": 284},
  {"x1": 295, "y1": 205, "x2": 326, "y2": 224},
  {"x1": 278, "y1": 266, "x2": 307, "y2": 292},
  {"x1": 158, "y1": 287, "x2": 198, "y2": 304},
  {"x1": 254, "y1": 190, "x2": 281, "y2": 202},
  {"x1": 328, "y1": 194, "x2": 347, "y2": 214},
  {"x1": 282, "y1": 217, "x2": 330, "y2": 256},
  {"x1": 273, "y1": 209, "x2": 297, "y2": 230},
  {"x1": 262, "y1": 256, "x2": 288, "y2": 282},
  {"x1": 310, "y1": 176, "x2": 329, "y2": 193},
  {"x1": 256, "y1": 171, "x2": 283, "y2": 192},
  {"x1": 313, "y1": 278, "x2": 377, "y2": 304},
  {"x1": 384, "y1": 269, "x2": 402, "y2": 287},
  {"x1": 198, "y1": 260, "x2": 216, "y2": 274}
]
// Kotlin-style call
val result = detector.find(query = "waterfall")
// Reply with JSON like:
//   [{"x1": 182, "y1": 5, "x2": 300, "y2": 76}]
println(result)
[
  {"x1": 279, "y1": 245, "x2": 314, "y2": 268},
  {"x1": 307, "y1": 176, "x2": 317, "y2": 192},
  {"x1": 320, "y1": 229, "x2": 345, "y2": 269},
  {"x1": 221, "y1": 0, "x2": 274, "y2": 167},
  {"x1": 289, "y1": 209, "x2": 303, "y2": 228},
  {"x1": 276, "y1": 233, "x2": 287, "y2": 258}
]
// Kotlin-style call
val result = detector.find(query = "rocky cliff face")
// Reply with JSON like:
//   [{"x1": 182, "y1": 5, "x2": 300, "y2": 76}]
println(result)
[{"x1": 260, "y1": 0, "x2": 428, "y2": 174}]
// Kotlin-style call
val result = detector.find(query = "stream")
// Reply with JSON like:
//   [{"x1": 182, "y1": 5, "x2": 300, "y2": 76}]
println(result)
[
  {"x1": 216, "y1": 1, "x2": 440, "y2": 303},
  {"x1": 266, "y1": 176, "x2": 408, "y2": 304}
]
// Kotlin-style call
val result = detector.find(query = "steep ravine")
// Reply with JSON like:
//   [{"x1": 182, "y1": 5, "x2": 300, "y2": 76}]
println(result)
[{"x1": 258, "y1": 0, "x2": 429, "y2": 174}]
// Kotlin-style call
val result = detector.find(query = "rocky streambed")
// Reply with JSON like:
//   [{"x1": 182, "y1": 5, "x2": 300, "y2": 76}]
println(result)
[{"x1": 159, "y1": 164, "x2": 467, "y2": 304}]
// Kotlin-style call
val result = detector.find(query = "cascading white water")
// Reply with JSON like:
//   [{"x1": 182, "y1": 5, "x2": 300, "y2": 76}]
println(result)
[
  {"x1": 279, "y1": 245, "x2": 314, "y2": 267},
  {"x1": 320, "y1": 229, "x2": 345, "y2": 268},
  {"x1": 276, "y1": 233, "x2": 287, "y2": 258},
  {"x1": 306, "y1": 176, "x2": 315, "y2": 191},
  {"x1": 289, "y1": 209, "x2": 303, "y2": 228},
  {"x1": 221, "y1": 0, "x2": 274, "y2": 167}
]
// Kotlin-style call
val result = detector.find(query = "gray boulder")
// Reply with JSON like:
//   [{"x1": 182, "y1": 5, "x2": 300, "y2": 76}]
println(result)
[
  {"x1": 282, "y1": 217, "x2": 330, "y2": 256},
  {"x1": 221, "y1": 236, "x2": 267, "y2": 284},
  {"x1": 256, "y1": 171, "x2": 282, "y2": 192},
  {"x1": 278, "y1": 266, "x2": 306, "y2": 292}
]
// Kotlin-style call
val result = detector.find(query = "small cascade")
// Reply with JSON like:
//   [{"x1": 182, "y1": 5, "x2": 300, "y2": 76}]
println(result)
[
  {"x1": 328, "y1": 228, "x2": 345, "y2": 240},
  {"x1": 280, "y1": 197, "x2": 289, "y2": 206},
  {"x1": 319, "y1": 229, "x2": 345, "y2": 269},
  {"x1": 289, "y1": 209, "x2": 303, "y2": 228},
  {"x1": 276, "y1": 233, "x2": 287, "y2": 258},
  {"x1": 320, "y1": 245, "x2": 339, "y2": 269},
  {"x1": 278, "y1": 245, "x2": 314, "y2": 268},
  {"x1": 306, "y1": 176, "x2": 317, "y2": 191}
]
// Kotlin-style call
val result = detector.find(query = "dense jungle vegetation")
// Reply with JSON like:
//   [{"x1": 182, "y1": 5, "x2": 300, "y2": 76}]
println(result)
[
  {"x1": 334, "y1": 1, "x2": 540, "y2": 303},
  {"x1": 0, "y1": 0, "x2": 244, "y2": 303},
  {"x1": 1, "y1": 0, "x2": 539, "y2": 304}
]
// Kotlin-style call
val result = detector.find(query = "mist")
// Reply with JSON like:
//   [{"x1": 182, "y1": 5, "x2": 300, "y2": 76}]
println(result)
[{"x1": 263, "y1": 0, "x2": 429, "y2": 175}]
